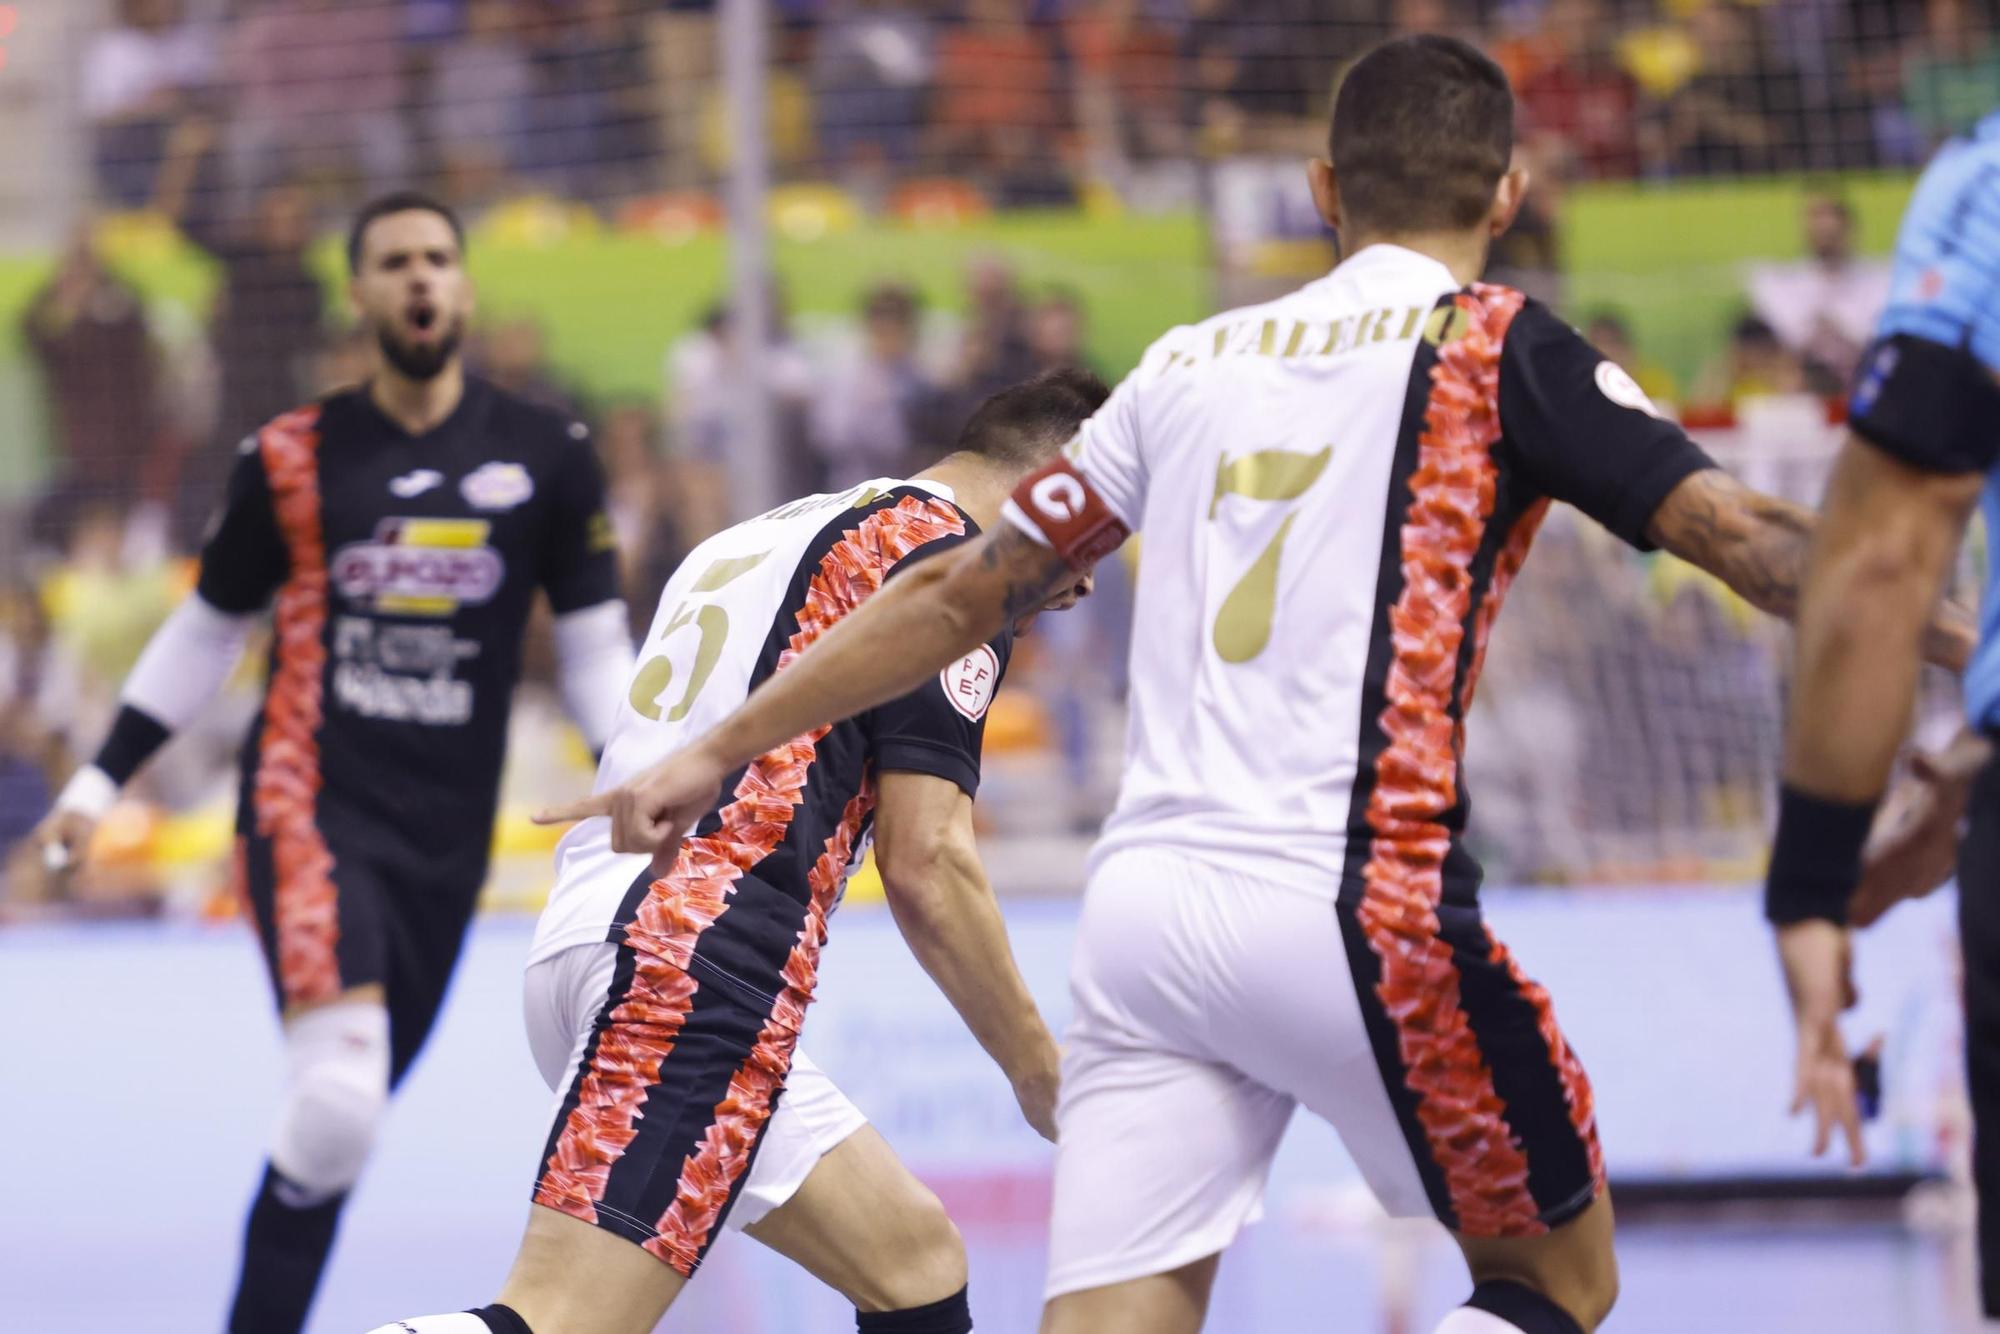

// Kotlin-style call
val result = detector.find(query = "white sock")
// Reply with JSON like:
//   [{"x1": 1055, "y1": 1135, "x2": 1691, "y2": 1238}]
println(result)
[
  {"x1": 364, "y1": 1316, "x2": 493, "y2": 1334},
  {"x1": 1433, "y1": 1308, "x2": 1529, "y2": 1333}
]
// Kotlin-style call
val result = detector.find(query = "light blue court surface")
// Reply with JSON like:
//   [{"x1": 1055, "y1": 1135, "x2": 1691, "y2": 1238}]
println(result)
[{"x1": 0, "y1": 897, "x2": 1988, "y2": 1333}]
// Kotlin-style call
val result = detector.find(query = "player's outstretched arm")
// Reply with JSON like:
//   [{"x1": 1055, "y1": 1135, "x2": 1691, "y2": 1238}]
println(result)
[
  {"x1": 873, "y1": 771, "x2": 1062, "y2": 1141},
  {"x1": 535, "y1": 524, "x2": 1079, "y2": 864},
  {"x1": 1644, "y1": 464, "x2": 1977, "y2": 672}
]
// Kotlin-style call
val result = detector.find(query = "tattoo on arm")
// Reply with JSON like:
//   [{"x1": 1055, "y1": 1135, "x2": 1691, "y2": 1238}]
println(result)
[
  {"x1": 1646, "y1": 467, "x2": 1977, "y2": 670},
  {"x1": 978, "y1": 524, "x2": 1080, "y2": 623},
  {"x1": 1647, "y1": 468, "x2": 1813, "y2": 620}
]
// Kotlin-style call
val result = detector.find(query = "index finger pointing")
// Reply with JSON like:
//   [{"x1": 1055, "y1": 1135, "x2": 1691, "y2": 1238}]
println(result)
[{"x1": 532, "y1": 792, "x2": 615, "y2": 826}]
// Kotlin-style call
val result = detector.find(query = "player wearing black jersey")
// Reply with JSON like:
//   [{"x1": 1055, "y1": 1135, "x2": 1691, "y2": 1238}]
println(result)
[{"x1": 33, "y1": 193, "x2": 636, "y2": 1334}]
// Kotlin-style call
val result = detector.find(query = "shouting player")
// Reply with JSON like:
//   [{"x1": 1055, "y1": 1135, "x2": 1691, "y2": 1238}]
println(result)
[
  {"x1": 549, "y1": 37, "x2": 1972, "y2": 1334},
  {"x1": 32, "y1": 192, "x2": 635, "y2": 1334},
  {"x1": 1763, "y1": 109, "x2": 2000, "y2": 1315},
  {"x1": 370, "y1": 370, "x2": 1099, "y2": 1334}
]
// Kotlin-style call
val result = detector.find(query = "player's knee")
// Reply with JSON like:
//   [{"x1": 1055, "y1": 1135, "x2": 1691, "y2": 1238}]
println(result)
[
  {"x1": 868, "y1": 1187, "x2": 967, "y2": 1311},
  {"x1": 270, "y1": 999, "x2": 391, "y2": 1202}
]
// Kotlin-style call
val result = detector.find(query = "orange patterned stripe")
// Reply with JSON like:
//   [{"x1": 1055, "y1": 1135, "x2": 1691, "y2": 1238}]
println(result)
[
  {"x1": 535, "y1": 495, "x2": 963, "y2": 1244},
  {"x1": 1357, "y1": 286, "x2": 1547, "y2": 1239},
  {"x1": 251, "y1": 407, "x2": 342, "y2": 1011},
  {"x1": 1485, "y1": 926, "x2": 1606, "y2": 1192},
  {"x1": 648, "y1": 788, "x2": 874, "y2": 1272},
  {"x1": 1458, "y1": 498, "x2": 1550, "y2": 716}
]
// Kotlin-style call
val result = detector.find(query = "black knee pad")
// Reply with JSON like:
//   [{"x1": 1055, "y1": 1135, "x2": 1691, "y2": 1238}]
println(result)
[
  {"x1": 856, "y1": 1286, "x2": 972, "y2": 1334},
  {"x1": 1467, "y1": 1279, "x2": 1585, "y2": 1334}
]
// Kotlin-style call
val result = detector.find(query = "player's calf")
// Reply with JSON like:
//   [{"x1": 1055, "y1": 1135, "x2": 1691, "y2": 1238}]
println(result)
[{"x1": 1442, "y1": 1191, "x2": 1618, "y2": 1334}]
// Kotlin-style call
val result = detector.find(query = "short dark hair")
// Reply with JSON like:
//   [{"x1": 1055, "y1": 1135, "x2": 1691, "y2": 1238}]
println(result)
[
  {"x1": 956, "y1": 367, "x2": 1109, "y2": 468},
  {"x1": 347, "y1": 191, "x2": 466, "y2": 274},
  {"x1": 1329, "y1": 35, "x2": 1514, "y2": 235}
]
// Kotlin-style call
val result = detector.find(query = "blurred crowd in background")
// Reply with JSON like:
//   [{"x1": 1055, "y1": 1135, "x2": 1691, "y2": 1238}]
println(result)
[{"x1": 1, "y1": 0, "x2": 1974, "y2": 911}]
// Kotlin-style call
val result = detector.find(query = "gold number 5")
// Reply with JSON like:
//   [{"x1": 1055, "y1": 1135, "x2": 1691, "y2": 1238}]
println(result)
[
  {"x1": 1209, "y1": 446, "x2": 1331, "y2": 663},
  {"x1": 629, "y1": 551, "x2": 770, "y2": 722}
]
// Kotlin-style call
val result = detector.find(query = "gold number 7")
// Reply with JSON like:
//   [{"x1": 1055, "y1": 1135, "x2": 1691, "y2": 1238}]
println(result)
[{"x1": 1209, "y1": 445, "x2": 1332, "y2": 663}]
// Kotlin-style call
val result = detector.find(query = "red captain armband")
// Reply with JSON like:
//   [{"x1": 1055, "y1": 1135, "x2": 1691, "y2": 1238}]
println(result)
[{"x1": 1009, "y1": 456, "x2": 1130, "y2": 568}]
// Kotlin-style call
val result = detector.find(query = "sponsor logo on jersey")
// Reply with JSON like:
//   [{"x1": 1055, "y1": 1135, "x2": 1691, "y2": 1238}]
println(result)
[
  {"x1": 331, "y1": 518, "x2": 504, "y2": 616},
  {"x1": 1593, "y1": 360, "x2": 1666, "y2": 420},
  {"x1": 941, "y1": 644, "x2": 1000, "y2": 721},
  {"x1": 389, "y1": 467, "x2": 444, "y2": 498},
  {"x1": 461, "y1": 461, "x2": 535, "y2": 510}
]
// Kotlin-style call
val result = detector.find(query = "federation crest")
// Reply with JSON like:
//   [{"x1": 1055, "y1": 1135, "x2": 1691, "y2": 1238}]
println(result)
[{"x1": 940, "y1": 645, "x2": 1000, "y2": 721}]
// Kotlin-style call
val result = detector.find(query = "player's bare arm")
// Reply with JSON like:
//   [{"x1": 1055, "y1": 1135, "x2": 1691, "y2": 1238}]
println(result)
[
  {"x1": 1763, "y1": 435, "x2": 1985, "y2": 1167},
  {"x1": 537, "y1": 523, "x2": 1084, "y2": 864},
  {"x1": 873, "y1": 770, "x2": 1062, "y2": 1141},
  {"x1": 1643, "y1": 464, "x2": 1977, "y2": 672}
]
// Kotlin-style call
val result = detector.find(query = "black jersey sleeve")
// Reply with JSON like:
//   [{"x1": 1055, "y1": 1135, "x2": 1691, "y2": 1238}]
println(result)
[
  {"x1": 194, "y1": 438, "x2": 289, "y2": 613},
  {"x1": 861, "y1": 531, "x2": 1011, "y2": 797},
  {"x1": 1498, "y1": 300, "x2": 1716, "y2": 550},
  {"x1": 541, "y1": 422, "x2": 623, "y2": 614}
]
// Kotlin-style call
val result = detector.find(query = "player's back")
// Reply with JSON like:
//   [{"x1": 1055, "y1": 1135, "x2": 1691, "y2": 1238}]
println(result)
[
  {"x1": 1054, "y1": 243, "x2": 1703, "y2": 901},
  {"x1": 531, "y1": 478, "x2": 970, "y2": 964}
]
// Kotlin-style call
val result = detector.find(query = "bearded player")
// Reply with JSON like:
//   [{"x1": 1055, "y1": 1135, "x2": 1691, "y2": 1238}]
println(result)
[{"x1": 33, "y1": 192, "x2": 635, "y2": 1334}]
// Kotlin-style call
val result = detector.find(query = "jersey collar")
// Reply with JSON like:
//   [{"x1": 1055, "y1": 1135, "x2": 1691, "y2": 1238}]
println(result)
[{"x1": 1328, "y1": 243, "x2": 1460, "y2": 292}]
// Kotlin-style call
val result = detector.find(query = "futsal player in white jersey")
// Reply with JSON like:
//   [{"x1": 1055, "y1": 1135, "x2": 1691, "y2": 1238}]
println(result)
[
  {"x1": 370, "y1": 371, "x2": 1103, "y2": 1334},
  {"x1": 546, "y1": 38, "x2": 1972, "y2": 1334}
]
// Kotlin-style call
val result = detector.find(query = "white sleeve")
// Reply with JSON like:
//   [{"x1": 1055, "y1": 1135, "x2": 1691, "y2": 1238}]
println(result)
[
  {"x1": 552, "y1": 600, "x2": 636, "y2": 754},
  {"x1": 122, "y1": 593, "x2": 257, "y2": 729},
  {"x1": 1058, "y1": 359, "x2": 1148, "y2": 530},
  {"x1": 999, "y1": 349, "x2": 1155, "y2": 559}
]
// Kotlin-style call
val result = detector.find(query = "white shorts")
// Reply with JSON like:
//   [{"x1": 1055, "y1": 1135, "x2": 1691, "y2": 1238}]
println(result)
[
  {"x1": 523, "y1": 940, "x2": 868, "y2": 1256},
  {"x1": 1045, "y1": 847, "x2": 1604, "y2": 1299}
]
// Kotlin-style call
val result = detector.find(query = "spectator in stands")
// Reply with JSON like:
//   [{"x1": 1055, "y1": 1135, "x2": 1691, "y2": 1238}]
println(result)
[
  {"x1": 1903, "y1": 0, "x2": 2000, "y2": 149},
  {"x1": 0, "y1": 583, "x2": 77, "y2": 900},
  {"x1": 1657, "y1": 1, "x2": 1807, "y2": 175},
  {"x1": 429, "y1": 0, "x2": 536, "y2": 204},
  {"x1": 811, "y1": 0, "x2": 936, "y2": 181},
  {"x1": 166, "y1": 179, "x2": 325, "y2": 547},
  {"x1": 596, "y1": 402, "x2": 689, "y2": 625},
  {"x1": 1586, "y1": 311, "x2": 1680, "y2": 409},
  {"x1": 1068, "y1": 0, "x2": 1186, "y2": 170},
  {"x1": 21, "y1": 233, "x2": 162, "y2": 551},
  {"x1": 1691, "y1": 312, "x2": 1809, "y2": 413},
  {"x1": 931, "y1": 0, "x2": 1062, "y2": 181},
  {"x1": 1745, "y1": 189, "x2": 1891, "y2": 395},
  {"x1": 474, "y1": 317, "x2": 583, "y2": 419},
  {"x1": 79, "y1": 0, "x2": 215, "y2": 209},
  {"x1": 521, "y1": 0, "x2": 658, "y2": 204},
  {"x1": 664, "y1": 291, "x2": 817, "y2": 506},
  {"x1": 949, "y1": 254, "x2": 1038, "y2": 416},
  {"x1": 809, "y1": 282, "x2": 940, "y2": 490},
  {"x1": 1026, "y1": 286, "x2": 1101, "y2": 379},
  {"x1": 221, "y1": 0, "x2": 408, "y2": 204},
  {"x1": 1514, "y1": 0, "x2": 1642, "y2": 180}
]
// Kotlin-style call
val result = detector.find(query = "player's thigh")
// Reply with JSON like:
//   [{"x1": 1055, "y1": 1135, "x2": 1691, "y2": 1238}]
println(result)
[
  {"x1": 1267, "y1": 894, "x2": 1606, "y2": 1246},
  {"x1": 744, "y1": 1122, "x2": 965, "y2": 1312},
  {"x1": 498, "y1": 1202, "x2": 687, "y2": 1334},
  {"x1": 531, "y1": 936, "x2": 798, "y2": 1282},
  {"x1": 1454, "y1": 1188, "x2": 1618, "y2": 1331},
  {"x1": 1045, "y1": 1031, "x2": 1292, "y2": 1305},
  {"x1": 1040, "y1": 1255, "x2": 1221, "y2": 1334},
  {"x1": 237, "y1": 825, "x2": 391, "y2": 1021}
]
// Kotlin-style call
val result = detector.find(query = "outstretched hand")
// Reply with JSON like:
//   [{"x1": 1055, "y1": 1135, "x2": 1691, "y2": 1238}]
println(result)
[{"x1": 533, "y1": 741, "x2": 731, "y2": 875}]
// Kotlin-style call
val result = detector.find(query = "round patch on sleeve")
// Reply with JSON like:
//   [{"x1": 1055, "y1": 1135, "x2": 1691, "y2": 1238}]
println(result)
[
  {"x1": 1594, "y1": 360, "x2": 1666, "y2": 419},
  {"x1": 940, "y1": 645, "x2": 1001, "y2": 721}
]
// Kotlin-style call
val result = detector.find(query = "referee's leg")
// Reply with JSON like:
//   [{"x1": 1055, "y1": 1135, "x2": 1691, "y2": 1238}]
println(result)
[{"x1": 1958, "y1": 753, "x2": 2000, "y2": 1318}]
